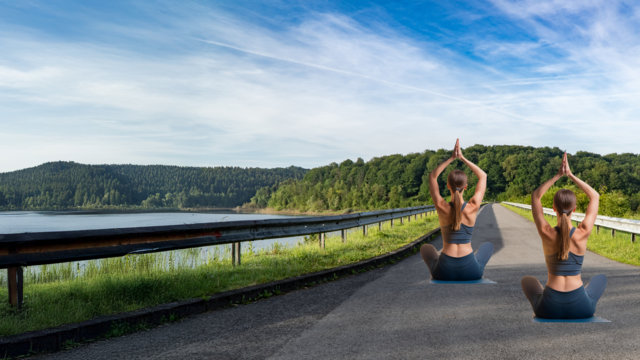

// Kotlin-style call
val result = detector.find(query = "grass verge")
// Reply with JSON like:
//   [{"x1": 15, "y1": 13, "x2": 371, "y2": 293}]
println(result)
[
  {"x1": 501, "y1": 203, "x2": 640, "y2": 266},
  {"x1": 0, "y1": 214, "x2": 438, "y2": 337}
]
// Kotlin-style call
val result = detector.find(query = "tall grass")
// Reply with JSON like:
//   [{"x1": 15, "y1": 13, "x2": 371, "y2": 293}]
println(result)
[
  {"x1": 0, "y1": 246, "x2": 229, "y2": 287},
  {"x1": 0, "y1": 213, "x2": 438, "y2": 336},
  {"x1": 501, "y1": 203, "x2": 640, "y2": 266}
]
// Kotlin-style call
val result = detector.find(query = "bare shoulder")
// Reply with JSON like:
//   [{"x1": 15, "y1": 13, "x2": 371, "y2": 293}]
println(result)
[
  {"x1": 465, "y1": 199, "x2": 482, "y2": 212},
  {"x1": 433, "y1": 198, "x2": 451, "y2": 211},
  {"x1": 538, "y1": 222, "x2": 556, "y2": 242},
  {"x1": 434, "y1": 198, "x2": 451, "y2": 213},
  {"x1": 572, "y1": 226, "x2": 591, "y2": 245},
  {"x1": 540, "y1": 226, "x2": 558, "y2": 254}
]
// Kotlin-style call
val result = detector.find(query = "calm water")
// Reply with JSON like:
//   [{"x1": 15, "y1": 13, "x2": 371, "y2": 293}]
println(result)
[
  {"x1": 0, "y1": 211, "x2": 307, "y2": 283},
  {"x1": 0, "y1": 210, "x2": 292, "y2": 233}
]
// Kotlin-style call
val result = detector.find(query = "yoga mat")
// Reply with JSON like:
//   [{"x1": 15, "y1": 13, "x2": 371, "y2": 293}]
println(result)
[
  {"x1": 429, "y1": 278, "x2": 496, "y2": 284},
  {"x1": 533, "y1": 316, "x2": 611, "y2": 323}
]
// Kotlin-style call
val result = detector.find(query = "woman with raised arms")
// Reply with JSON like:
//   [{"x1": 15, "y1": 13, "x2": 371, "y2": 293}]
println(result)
[
  {"x1": 420, "y1": 139, "x2": 493, "y2": 281},
  {"x1": 521, "y1": 152, "x2": 606, "y2": 319}
]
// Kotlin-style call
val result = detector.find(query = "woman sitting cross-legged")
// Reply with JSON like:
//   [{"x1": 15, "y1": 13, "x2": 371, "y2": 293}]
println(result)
[
  {"x1": 420, "y1": 139, "x2": 493, "y2": 281},
  {"x1": 522, "y1": 152, "x2": 606, "y2": 319}
]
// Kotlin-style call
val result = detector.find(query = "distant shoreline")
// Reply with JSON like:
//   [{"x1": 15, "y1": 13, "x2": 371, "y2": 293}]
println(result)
[
  {"x1": 0, "y1": 207, "x2": 240, "y2": 215},
  {"x1": 237, "y1": 206, "x2": 349, "y2": 216},
  {"x1": 0, "y1": 206, "x2": 351, "y2": 216}
]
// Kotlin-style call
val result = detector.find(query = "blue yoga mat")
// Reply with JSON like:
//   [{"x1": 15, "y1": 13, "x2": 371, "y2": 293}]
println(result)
[
  {"x1": 533, "y1": 316, "x2": 611, "y2": 323},
  {"x1": 429, "y1": 278, "x2": 496, "y2": 284}
]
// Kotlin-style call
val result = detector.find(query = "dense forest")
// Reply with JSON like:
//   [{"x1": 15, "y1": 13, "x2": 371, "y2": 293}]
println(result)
[
  {"x1": 249, "y1": 145, "x2": 640, "y2": 217},
  {"x1": 0, "y1": 162, "x2": 307, "y2": 210},
  {"x1": 3, "y1": 145, "x2": 639, "y2": 216}
]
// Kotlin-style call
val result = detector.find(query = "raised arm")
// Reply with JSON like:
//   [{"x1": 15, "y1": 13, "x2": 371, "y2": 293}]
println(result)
[
  {"x1": 457, "y1": 146, "x2": 487, "y2": 206},
  {"x1": 531, "y1": 169, "x2": 562, "y2": 239},
  {"x1": 564, "y1": 153, "x2": 599, "y2": 232},
  {"x1": 428, "y1": 140, "x2": 457, "y2": 207}
]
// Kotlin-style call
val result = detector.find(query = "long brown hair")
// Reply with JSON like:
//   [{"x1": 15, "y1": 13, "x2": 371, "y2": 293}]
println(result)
[
  {"x1": 554, "y1": 189, "x2": 577, "y2": 260},
  {"x1": 447, "y1": 170, "x2": 467, "y2": 231}
]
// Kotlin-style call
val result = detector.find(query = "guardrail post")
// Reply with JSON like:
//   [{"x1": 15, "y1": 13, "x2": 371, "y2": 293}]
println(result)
[
  {"x1": 596, "y1": 225, "x2": 600, "y2": 234},
  {"x1": 611, "y1": 228, "x2": 616, "y2": 237},
  {"x1": 390, "y1": 218, "x2": 394, "y2": 228},
  {"x1": 362, "y1": 225, "x2": 367, "y2": 236},
  {"x1": 319, "y1": 233, "x2": 325, "y2": 249},
  {"x1": 400, "y1": 217, "x2": 404, "y2": 225},
  {"x1": 341, "y1": 229, "x2": 346, "y2": 243},
  {"x1": 7, "y1": 266, "x2": 23, "y2": 308},
  {"x1": 632, "y1": 233, "x2": 636, "y2": 243},
  {"x1": 231, "y1": 242, "x2": 241, "y2": 266},
  {"x1": 407, "y1": 215, "x2": 411, "y2": 223}
]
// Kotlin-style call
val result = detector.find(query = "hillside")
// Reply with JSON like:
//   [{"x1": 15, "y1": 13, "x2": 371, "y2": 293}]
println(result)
[
  {"x1": 251, "y1": 145, "x2": 640, "y2": 217},
  {"x1": 0, "y1": 162, "x2": 307, "y2": 210},
  {"x1": 4, "y1": 145, "x2": 639, "y2": 216}
]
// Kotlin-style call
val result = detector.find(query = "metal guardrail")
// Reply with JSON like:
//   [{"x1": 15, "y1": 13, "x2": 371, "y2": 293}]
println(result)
[
  {"x1": 502, "y1": 202, "x2": 640, "y2": 240},
  {"x1": 1, "y1": 205, "x2": 436, "y2": 307}
]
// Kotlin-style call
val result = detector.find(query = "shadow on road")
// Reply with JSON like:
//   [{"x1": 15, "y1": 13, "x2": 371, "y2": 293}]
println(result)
[{"x1": 472, "y1": 203, "x2": 505, "y2": 254}]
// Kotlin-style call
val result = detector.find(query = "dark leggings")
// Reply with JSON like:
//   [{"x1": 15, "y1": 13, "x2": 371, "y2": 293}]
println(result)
[
  {"x1": 420, "y1": 242, "x2": 494, "y2": 281},
  {"x1": 521, "y1": 275, "x2": 607, "y2": 319}
]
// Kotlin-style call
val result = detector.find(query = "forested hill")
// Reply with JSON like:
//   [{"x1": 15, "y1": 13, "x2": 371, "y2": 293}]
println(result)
[
  {"x1": 0, "y1": 162, "x2": 307, "y2": 210},
  {"x1": 252, "y1": 145, "x2": 640, "y2": 217}
]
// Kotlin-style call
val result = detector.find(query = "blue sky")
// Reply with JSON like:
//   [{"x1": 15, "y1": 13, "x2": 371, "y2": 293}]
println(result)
[{"x1": 1, "y1": 0, "x2": 639, "y2": 172}]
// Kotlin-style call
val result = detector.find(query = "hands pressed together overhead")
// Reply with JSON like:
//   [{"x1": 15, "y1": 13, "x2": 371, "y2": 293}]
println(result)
[
  {"x1": 452, "y1": 138, "x2": 463, "y2": 160},
  {"x1": 557, "y1": 152, "x2": 573, "y2": 177}
]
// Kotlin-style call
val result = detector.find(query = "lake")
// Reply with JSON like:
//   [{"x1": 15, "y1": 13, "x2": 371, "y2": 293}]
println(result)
[{"x1": 0, "y1": 210, "x2": 294, "y2": 233}]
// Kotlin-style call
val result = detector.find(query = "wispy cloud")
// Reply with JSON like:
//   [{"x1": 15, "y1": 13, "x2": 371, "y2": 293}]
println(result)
[{"x1": 0, "y1": 1, "x2": 639, "y2": 172}]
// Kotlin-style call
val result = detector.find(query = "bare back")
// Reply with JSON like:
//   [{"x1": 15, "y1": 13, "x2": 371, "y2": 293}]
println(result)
[
  {"x1": 435, "y1": 200, "x2": 480, "y2": 257},
  {"x1": 539, "y1": 224, "x2": 590, "y2": 291}
]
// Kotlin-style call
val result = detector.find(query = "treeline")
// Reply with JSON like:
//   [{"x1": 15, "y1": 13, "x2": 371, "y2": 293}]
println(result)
[
  {"x1": 0, "y1": 162, "x2": 307, "y2": 210},
  {"x1": 249, "y1": 145, "x2": 640, "y2": 217}
]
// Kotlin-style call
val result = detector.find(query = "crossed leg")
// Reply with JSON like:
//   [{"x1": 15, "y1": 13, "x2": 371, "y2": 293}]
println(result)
[
  {"x1": 521, "y1": 276, "x2": 544, "y2": 309},
  {"x1": 585, "y1": 274, "x2": 607, "y2": 303},
  {"x1": 420, "y1": 243, "x2": 439, "y2": 276},
  {"x1": 475, "y1": 242, "x2": 494, "y2": 270}
]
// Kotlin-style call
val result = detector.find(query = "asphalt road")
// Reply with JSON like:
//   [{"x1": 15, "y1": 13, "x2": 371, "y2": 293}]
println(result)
[{"x1": 36, "y1": 204, "x2": 640, "y2": 360}]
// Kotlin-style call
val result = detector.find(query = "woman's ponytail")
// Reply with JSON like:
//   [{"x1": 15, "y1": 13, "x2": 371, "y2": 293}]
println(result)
[
  {"x1": 451, "y1": 188, "x2": 463, "y2": 230},
  {"x1": 447, "y1": 170, "x2": 467, "y2": 231},
  {"x1": 558, "y1": 212, "x2": 571, "y2": 260},
  {"x1": 553, "y1": 189, "x2": 577, "y2": 260}
]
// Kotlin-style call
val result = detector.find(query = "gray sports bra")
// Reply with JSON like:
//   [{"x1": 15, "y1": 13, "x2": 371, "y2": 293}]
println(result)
[
  {"x1": 447, "y1": 202, "x2": 474, "y2": 244},
  {"x1": 545, "y1": 227, "x2": 583, "y2": 276}
]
